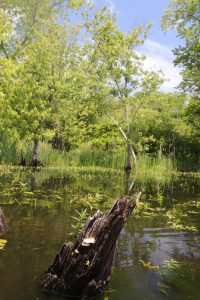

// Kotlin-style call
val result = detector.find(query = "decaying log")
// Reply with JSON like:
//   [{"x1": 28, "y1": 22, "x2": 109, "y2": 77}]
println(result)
[
  {"x1": 40, "y1": 193, "x2": 141, "y2": 299},
  {"x1": 0, "y1": 208, "x2": 8, "y2": 236}
]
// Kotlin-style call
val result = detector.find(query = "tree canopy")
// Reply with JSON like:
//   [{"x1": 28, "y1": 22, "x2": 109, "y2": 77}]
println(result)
[
  {"x1": 162, "y1": 0, "x2": 200, "y2": 97},
  {"x1": 0, "y1": 0, "x2": 199, "y2": 169}
]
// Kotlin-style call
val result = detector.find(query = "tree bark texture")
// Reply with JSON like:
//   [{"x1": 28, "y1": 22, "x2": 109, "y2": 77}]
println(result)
[
  {"x1": 31, "y1": 139, "x2": 44, "y2": 167},
  {"x1": 32, "y1": 139, "x2": 39, "y2": 161},
  {"x1": 40, "y1": 194, "x2": 141, "y2": 299},
  {"x1": 126, "y1": 143, "x2": 132, "y2": 171},
  {"x1": 0, "y1": 209, "x2": 8, "y2": 237}
]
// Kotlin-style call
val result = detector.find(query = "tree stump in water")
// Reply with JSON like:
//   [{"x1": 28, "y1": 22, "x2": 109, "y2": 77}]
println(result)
[
  {"x1": 0, "y1": 209, "x2": 8, "y2": 236},
  {"x1": 40, "y1": 194, "x2": 141, "y2": 299}
]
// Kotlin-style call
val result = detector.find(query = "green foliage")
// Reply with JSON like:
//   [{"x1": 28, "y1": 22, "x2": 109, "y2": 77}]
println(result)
[
  {"x1": 0, "y1": 138, "x2": 32, "y2": 165},
  {"x1": 69, "y1": 208, "x2": 89, "y2": 236},
  {"x1": 129, "y1": 92, "x2": 187, "y2": 156},
  {"x1": 162, "y1": 1, "x2": 200, "y2": 160},
  {"x1": 137, "y1": 155, "x2": 175, "y2": 182},
  {"x1": 162, "y1": 0, "x2": 200, "y2": 96},
  {"x1": 70, "y1": 192, "x2": 112, "y2": 210},
  {"x1": 185, "y1": 100, "x2": 200, "y2": 140},
  {"x1": 37, "y1": 143, "x2": 176, "y2": 178},
  {"x1": 0, "y1": 0, "x2": 199, "y2": 169},
  {"x1": 67, "y1": 0, "x2": 86, "y2": 9},
  {"x1": 135, "y1": 196, "x2": 199, "y2": 232}
]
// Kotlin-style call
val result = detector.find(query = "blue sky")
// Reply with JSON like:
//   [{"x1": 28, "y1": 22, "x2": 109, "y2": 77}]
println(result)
[{"x1": 95, "y1": 0, "x2": 182, "y2": 92}]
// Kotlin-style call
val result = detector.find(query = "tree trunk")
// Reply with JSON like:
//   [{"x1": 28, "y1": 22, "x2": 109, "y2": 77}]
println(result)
[
  {"x1": 40, "y1": 194, "x2": 141, "y2": 299},
  {"x1": 126, "y1": 142, "x2": 132, "y2": 171},
  {"x1": 32, "y1": 139, "x2": 39, "y2": 161},
  {"x1": 31, "y1": 139, "x2": 43, "y2": 167},
  {"x1": 0, "y1": 209, "x2": 8, "y2": 237},
  {"x1": 125, "y1": 104, "x2": 131, "y2": 171},
  {"x1": 158, "y1": 142, "x2": 162, "y2": 159},
  {"x1": 106, "y1": 113, "x2": 137, "y2": 171}
]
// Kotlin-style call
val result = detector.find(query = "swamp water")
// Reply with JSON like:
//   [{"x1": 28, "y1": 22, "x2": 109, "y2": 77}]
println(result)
[{"x1": 0, "y1": 167, "x2": 200, "y2": 300}]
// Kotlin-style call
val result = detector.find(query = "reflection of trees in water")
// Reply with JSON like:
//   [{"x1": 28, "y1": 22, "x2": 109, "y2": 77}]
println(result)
[
  {"x1": 115, "y1": 228, "x2": 159, "y2": 269},
  {"x1": 41, "y1": 174, "x2": 76, "y2": 189},
  {"x1": 0, "y1": 169, "x2": 200, "y2": 300},
  {"x1": 114, "y1": 228, "x2": 200, "y2": 271},
  {"x1": 170, "y1": 234, "x2": 200, "y2": 262},
  {"x1": 113, "y1": 228, "x2": 200, "y2": 300}
]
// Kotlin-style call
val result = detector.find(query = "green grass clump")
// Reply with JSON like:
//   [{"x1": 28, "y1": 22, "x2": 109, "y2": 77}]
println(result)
[
  {"x1": 37, "y1": 143, "x2": 176, "y2": 183},
  {"x1": 0, "y1": 139, "x2": 32, "y2": 165},
  {"x1": 0, "y1": 141, "x2": 177, "y2": 183},
  {"x1": 137, "y1": 155, "x2": 176, "y2": 183},
  {"x1": 38, "y1": 142, "x2": 126, "y2": 169}
]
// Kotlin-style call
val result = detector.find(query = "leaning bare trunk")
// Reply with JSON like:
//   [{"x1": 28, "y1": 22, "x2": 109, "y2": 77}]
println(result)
[
  {"x1": 106, "y1": 112, "x2": 137, "y2": 171},
  {"x1": 126, "y1": 142, "x2": 137, "y2": 172},
  {"x1": 40, "y1": 194, "x2": 141, "y2": 299},
  {"x1": 125, "y1": 104, "x2": 131, "y2": 171},
  {"x1": 126, "y1": 142, "x2": 132, "y2": 171},
  {"x1": 130, "y1": 145, "x2": 137, "y2": 170}
]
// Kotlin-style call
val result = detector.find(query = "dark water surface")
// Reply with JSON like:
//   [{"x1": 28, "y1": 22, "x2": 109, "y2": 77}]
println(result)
[{"x1": 0, "y1": 168, "x2": 200, "y2": 300}]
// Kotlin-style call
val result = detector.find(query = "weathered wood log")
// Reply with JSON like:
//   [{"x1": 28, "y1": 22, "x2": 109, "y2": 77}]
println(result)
[
  {"x1": 40, "y1": 193, "x2": 141, "y2": 299},
  {"x1": 0, "y1": 208, "x2": 8, "y2": 237}
]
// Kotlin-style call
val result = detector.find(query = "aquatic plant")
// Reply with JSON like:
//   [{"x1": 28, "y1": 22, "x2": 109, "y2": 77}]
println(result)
[
  {"x1": 70, "y1": 193, "x2": 112, "y2": 210},
  {"x1": 69, "y1": 208, "x2": 90, "y2": 236},
  {"x1": 0, "y1": 239, "x2": 7, "y2": 250}
]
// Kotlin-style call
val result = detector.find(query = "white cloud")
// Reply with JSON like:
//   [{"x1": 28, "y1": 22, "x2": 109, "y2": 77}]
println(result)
[{"x1": 139, "y1": 40, "x2": 182, "y2": 92}]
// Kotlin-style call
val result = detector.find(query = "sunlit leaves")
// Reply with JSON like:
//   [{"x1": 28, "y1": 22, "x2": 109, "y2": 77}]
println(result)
[
  {"x1": 0, "y1": 239, "x2": 7, "y2": 250},
  {"x1": 67, "y1": 0, "x2": 86, "y2": 9},
  {"x1": 139, "y1": 259, "x2": 159, "y2": 269},
  {"x1": 70, "y1": 208, "x2": 89, "y2": 236},
  {"x1": 162, "y1": 0, "x2": 200, "y2": 96}
]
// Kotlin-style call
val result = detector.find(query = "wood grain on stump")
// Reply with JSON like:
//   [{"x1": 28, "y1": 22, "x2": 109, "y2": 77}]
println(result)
[{"x1": 40, "y1": 194, "x2": 141, "y2": 299}]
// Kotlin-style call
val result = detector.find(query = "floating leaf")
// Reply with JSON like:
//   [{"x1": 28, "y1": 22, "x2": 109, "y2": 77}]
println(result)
[
  {"x1": 139, "y1": 259, "x2": 159, "y2": 269},
  {"x1": 0, "y1": 239, "x2": 7, "y2": 250}
]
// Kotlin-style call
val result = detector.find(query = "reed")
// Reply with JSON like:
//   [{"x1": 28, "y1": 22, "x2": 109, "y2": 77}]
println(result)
[
  {"x1": 37, "y1": 143, "x2": 176, "y2": 182},
  {"x1": 0, "y1": 140, "x2": 32, "y2": 165},
  {"x1": 38, "y1": 143, "x2": 125, "y2": 169},
  {"x1": 0, "y1": 141, "x2": 177, "y2": 182},
  {"x1": 137, "y1": 155, "x2": 176, "y2": 182}
]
